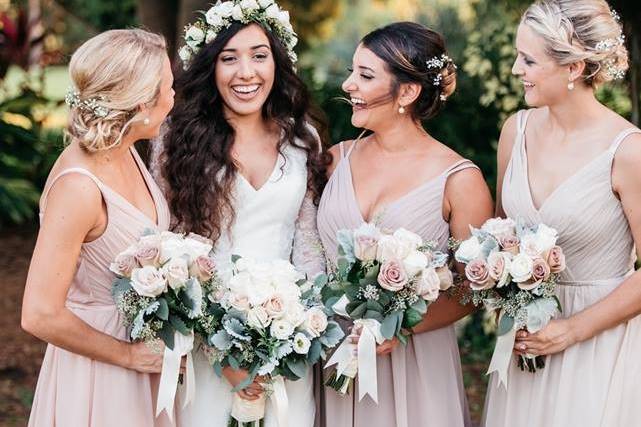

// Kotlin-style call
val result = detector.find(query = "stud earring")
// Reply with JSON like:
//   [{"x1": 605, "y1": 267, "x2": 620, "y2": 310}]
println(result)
[
  {"x1": 398, "y1": 106, "x2": 405, "y2": 114},
  {"x1": 143, "y1": 117, "x2": 150, "y2": 125},
  {"x1": 567, "y1": 81, "x2": 575, "y2": 91}
]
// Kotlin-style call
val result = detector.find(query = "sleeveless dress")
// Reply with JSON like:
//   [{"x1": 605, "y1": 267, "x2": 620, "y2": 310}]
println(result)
[
  {"x1": 149, "y1": 139, "x2": 325, "y2": 427},
  {"x1": 316, "y1": 140, "x2": 473, "y2": 427},
  {"x1": 28, "y1": 146, "x2": 172, "y2": 427},
  {"x1": 483, "y1": 109, "x2": 641, "y2": 427}
]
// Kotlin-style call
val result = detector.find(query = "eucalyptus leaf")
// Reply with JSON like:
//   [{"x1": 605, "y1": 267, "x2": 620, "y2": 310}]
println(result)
[
  {"x1": 402, "y1": 308, "x2": 423, "y2": 329},
  {"x1": 410, "y1": 298, "x2": 427, "y2": 314},
  {"x1": 169, "y1": 314, "x2": 190, "y2": 335},
  {"x1": 285, "y1": 358, "x2": 308, "y2": 380},
  {"x1": 348, "y1": 302, "x2": 367, "y2": 319},
  {"x1": 156, "y1": 298, "x2": 169, "y2": 321},
  {"x1": 158, "y1": 322, "x2": 175, "y2": 350},
  {"x1": 364, "y1": 310, "x2": 384, "y2": 322},
  {"x1": 497, "y1": 314, "x2": 515, "y2": 336},
  {"x1": 380, "y1": 313, "x2": 399, "y2": 340}
]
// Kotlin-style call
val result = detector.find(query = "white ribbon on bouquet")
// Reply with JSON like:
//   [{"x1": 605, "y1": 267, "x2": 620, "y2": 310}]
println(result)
[
  {"x1": 486, "y1": 310, "x2": 517, "y2": 389},
  {"x1": 156, "y1": 331, "x2": 195, "y2": 421},
  {"x1": 230, "y1": 375, "x2": 289, "y2": 427},
  {"x1": 325, "y1": 296, "x2": 385, "y2": 403}
]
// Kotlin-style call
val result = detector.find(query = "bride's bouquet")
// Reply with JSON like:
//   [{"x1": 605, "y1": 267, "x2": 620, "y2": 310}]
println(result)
[
  {"x1": 110, "y1": 230, "x2": 219, "y2": 419},
  {"x1": 199, "y1": 256, "x2": 343, "y2": 427},
  {"x1": 454, "y1": 218, "x2": 565, "y2": 388},
  {"x1": 322, "y1": 223, "x2": 453, "y2": 403}
]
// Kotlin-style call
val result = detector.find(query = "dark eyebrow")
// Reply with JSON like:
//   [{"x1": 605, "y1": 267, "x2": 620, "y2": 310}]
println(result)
[{"x1": 221, "y1": 44, "x2": 271, "y2": 53}]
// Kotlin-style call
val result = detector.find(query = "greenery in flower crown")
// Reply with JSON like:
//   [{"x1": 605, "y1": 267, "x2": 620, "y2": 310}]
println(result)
[{"x1": 179, "y1": 0, "x2": 298, "y2": 69}]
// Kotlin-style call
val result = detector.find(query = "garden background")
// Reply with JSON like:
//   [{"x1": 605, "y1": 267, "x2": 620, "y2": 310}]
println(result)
[{"x1": 1, "y1": 0, "x2": 640, "y2": 425}]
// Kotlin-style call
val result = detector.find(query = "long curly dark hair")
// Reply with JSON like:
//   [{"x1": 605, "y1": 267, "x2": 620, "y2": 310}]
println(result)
[{"x1": 161, "y1": 22, "x2": 329, "y2": 240}]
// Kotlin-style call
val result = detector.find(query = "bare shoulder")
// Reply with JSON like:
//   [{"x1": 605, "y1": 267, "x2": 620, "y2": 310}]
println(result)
[
  {"x1": 45, "y1": 172, "x2": 103, "y2": 215},
  {"x1": 497, "y1": 111, "x2": 520, "y2": 157},
  {"x1": 613, "y1": 130, "x2": 641, "y2": 179}
]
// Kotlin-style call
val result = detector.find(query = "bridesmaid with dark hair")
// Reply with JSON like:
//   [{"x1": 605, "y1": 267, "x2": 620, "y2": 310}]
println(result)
[{"x1": 317, "y1": 22, "x2": 493, "y2": 427}]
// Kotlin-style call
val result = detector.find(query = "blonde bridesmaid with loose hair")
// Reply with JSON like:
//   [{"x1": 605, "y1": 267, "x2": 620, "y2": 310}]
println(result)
[
  {"x1": 485, "y1": 1, "x2": 641, "y2": 426},
  {"x1": 22, "y1": 29, "x2": 176, "y2": 426}
]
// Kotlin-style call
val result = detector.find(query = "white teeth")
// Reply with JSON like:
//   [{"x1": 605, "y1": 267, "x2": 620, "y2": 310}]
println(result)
[
  {"x1": 523, "y1": 81, "x2": 535, "y2": 87},
  {"x1": 232, "y1": 84, "x2": 260, "y2": 94},
  {"x1": 351, "y1": 97, "x2": 366, "y2": 105}
]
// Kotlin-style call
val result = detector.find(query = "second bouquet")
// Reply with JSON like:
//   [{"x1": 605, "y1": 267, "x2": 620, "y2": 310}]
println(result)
[
  {"x1": 323, "y1": 223, "x2": 453, "y2": 403},
  {"x1": 198, "y1": 256, "x2": 344, "y2": 427}
]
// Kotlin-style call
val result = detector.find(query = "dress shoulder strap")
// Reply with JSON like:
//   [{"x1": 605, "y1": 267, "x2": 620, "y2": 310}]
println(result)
[
  {"x1": 609, "y1": 128, "x2": 641, "y2": 155},
  {"x1": 516, "y1": 109, "x2": 533, "y2": 136},
  {"x1": 40, "y1": 168, "x2": 105, "y2": 214},
  {"x1": 444, "y1": 159, "x2": 479, "y2": 178},
  {"x1": 338, "y1": 141, "x2": 345, "y2": 158}
]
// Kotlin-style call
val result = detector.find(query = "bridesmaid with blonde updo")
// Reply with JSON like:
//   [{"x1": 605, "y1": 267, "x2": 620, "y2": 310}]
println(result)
[{"x1": 485, "y1": 1, "x2": 641, "y2": 426}]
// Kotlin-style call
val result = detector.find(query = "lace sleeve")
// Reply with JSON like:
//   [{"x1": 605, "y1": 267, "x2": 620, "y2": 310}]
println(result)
[
  {"x1": 148, "y1": 122, "x2": 170, "y2": 197},
  {"x1": 292, "y1": 190, "x2": 326, "y2": 279}
]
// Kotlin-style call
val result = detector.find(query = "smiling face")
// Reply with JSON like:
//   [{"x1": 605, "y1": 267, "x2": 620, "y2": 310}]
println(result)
[
  {"x1": 342, "y1": 43, "x2": 399, "y2": 130},
  {"x1": 512, "y1": 23, "x2": 573, "y2": 107},
  {"x1": 215, "y1": 24, "x2": 275, "y2": 119}
]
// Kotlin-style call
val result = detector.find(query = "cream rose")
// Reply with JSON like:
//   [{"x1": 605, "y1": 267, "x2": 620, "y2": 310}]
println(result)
[
  {"x1": 229, "y1": 294, "x2": 251, "y2": 312},
  {"x1": 465, "y1": 259, "x2": 495, "y2": 290},
  {"x1": 509, "y1": 253, "x2": 533, "y2": 283},
  {"x1": 376, "y1": 235, "x2": 411, "y2": 262},
  {"x1": 247, "y1": 306, "x2": 271, "y2": 329},
  {"x1": 377, "y1": 260, "x2": 408, "y2": 292},
  {"x1": 435, "y1": 266, "x2": 454, "y2": 291},
  {"x1": 283, "y1": 302, "x2": 306, "y2": 327},
  {"x1": 546, "y1": 246, "x2": 566, "y2": 274},
  {"x1": 402, "y1": 250, "x2": 429, "y2": 277},
  {"x1": 416, "y1": 267, "x2": 441, "y2": 301},
  {"x1": 263, "y1": 295, "x2": 286, "y2": 318},
  {"x1": 163, "y1": 257, "x2": 189, "y2": 290},
  {"x1": 482, "y1": 218, "x2": 516, "y2": 238},
  {"x1": 393, "y1": 228, "x2": 423, "y2": 251},
  {"x1": 131, "y1": 266, "x2": 167, "y2": 297},
  {"x1": 231, "y1": 4, "x2": 244, "y2": 20},
  {"x1": 303, "y1": 307, "x2": 328, "y2": 338},
  {"x1": 353, "y1": 223, "x2": 380, "y2": 261}
]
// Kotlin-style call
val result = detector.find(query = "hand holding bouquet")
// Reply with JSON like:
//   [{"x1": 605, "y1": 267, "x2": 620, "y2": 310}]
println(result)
[
  {"x1": 323, "y1": 223, "x2": 453, "y2": 402},
  {"x1": 111, "y1": 230, "x2": 219, "y2": 419},
  {"x1": 454, "y1": 218, "x2": 565, "y2": 388}
]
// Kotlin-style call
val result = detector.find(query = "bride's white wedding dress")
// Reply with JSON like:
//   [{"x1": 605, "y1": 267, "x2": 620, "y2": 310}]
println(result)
[{"x1": 151, "y1": 138, "x2": 325, "y2": 427}]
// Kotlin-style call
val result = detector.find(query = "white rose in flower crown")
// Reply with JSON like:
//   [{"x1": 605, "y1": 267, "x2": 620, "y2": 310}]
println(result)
[
  {"x1": 205, "y1": 29, "x2": 217, "y2": 43},
  {"x1": 178, "y1": 46, "x2": 192, "y2": 63},
  {"x1": 481, "y1": 218, "x2": 516, "y2": 239},
  {"x1": 402, "y1": 250, "x2": 429, "y2": 277},
  {"x1": 163, "y1": 257, "x2": 189, "y2": 290},
  {"x1": 258, "y1": 0, "x2": 273, "y2": 8},
  {"x1": 240, "y1": 0, "x2": 260, "y2": 10},
  {"x1": 454, "y1": 235, "x2": 482, "y2": 264},
  {"x1": 131, "y1": 266, "x2": 167, "y2": 297},
  {"x1": 509, "y1": 253, "x2": 534, "y2": 283},
  {"x1": 303, "y1": 307, "x2": 328, "y2": 337},
  {"x1": 416, "y1": 267, "x2": 441, "y2": 301},
  {"x1": 283, "y1": 302, "x2": 306, "y2": 327},
  {"x1": 265, "y1": 3, "x2": 280, "y2": 19},
  {"x1": 353, "y1": 222, "x2": 381, "y2": 261},
  {"x1": 217, "y1": 1, "x2": 235, "y2": 17},
  {"x1": 271, "y1": 318, "x2": 295, "y2": 340},
  {"x1": 231, "y1": 4, "x2": 244, "y2": 20},
  {"x1": 292, "y1": 333, "x2": 311, "y2": 354},
  {"x1": 205, "y1": 8, "x2": 224, "y2": 26},
  {"x1": 247, "y1": 306, "x2": 271, "y2": 329},
  {"x1": 276, "y1": 10, "x2": 290, "y2": 25},
  {"x1": 185, "y1": 26, "x2": 205, "y2": 49}
]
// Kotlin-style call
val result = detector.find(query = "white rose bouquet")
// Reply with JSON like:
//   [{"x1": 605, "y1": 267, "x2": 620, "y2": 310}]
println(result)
[
  {"x1": 454, "y1": 218, "x2": 566, "y2": 387},
  {"x1": 199, "y1": 255, "x2": 343, "y2": 427},
  {"x1": 110, "y1": 229, "x2": 219, "y2": 420},
  {"x1": 322, "y1": 223, "x2": 452, "y2": 402}
]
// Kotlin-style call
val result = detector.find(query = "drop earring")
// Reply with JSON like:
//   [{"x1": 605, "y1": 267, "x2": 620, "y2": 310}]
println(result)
[
  {"x1": 398, "y1": 106, "x2": 405, "y2": 114},
  {"x1": 143, "y1": 117, "x2": 150, "y2": 125},
  {"x1": 567, "y1": 80, "x2": 575, "y2": 91}
]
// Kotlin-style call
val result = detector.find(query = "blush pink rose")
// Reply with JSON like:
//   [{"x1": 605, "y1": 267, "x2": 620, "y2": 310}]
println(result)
[
  {"x1": 191, "y1": 255, "x2": 217, "y2": 282},
  {"x1": 531, "y1": 258, "x2": 551, "y2": 283},
  {"x1": 263, "y1": 295, "x2": 286, "y2": 318},
  {"x1": 499, "y1": 235, "x2": 520, "y2": 255},
  {"x1": 546, "y1": 246, "x2": 566, "y2": 274},
  {"x1": 378, "y1": 260, "x2": 408, "y2": 292},
  {"x1": 110, "y1": 252, "x2": 138, "y2": 277},
  {"x1": 465, "y1": 259, "x2": 495, "y2": 290},
  {"x1": 134, "y1": 242, "x2": 160, "y2": 267},
  {"x1": 354, "y1": 235, "x2": 379, "y2": 261}
]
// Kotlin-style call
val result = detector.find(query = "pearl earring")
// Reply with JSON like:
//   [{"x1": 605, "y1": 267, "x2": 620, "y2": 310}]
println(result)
[
  {"x1": 143, "y1": 117, "x2": 150, "y2": 125},
  {"x1": 398, "y1": 106, "x2": 405, "y2": 114},
  {"x1": 567, "y1": 81, "x2": 575, "y2": 91}
]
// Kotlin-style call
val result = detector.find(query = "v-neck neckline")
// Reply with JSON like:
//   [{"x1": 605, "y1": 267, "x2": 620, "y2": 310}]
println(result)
[
  {"x1": 101, "y1": 147, "x2": 160, "y2": 227},
  {"x1": 236, "y1": 146, "x2": 285, "y2": 193}
]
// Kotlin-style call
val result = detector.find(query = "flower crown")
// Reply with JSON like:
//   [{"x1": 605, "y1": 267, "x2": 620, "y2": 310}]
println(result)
[
  {"x1": 65, "y1": 88, "x2": 110, "y2": 118},
  {"x1": 179, "y1": 0, "x2": 298, "y2": 69}
]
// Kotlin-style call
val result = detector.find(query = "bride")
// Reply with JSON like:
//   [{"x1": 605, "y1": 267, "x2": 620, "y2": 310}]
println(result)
[{"x1": 150, "y1": 1, "x2": 329, "y2": 425}]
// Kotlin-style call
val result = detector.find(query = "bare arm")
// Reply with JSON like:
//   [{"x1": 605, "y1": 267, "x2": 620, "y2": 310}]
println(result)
[
  {"x1": 519, "y1": 133, "x2": 641, "y2": 355},
  {"x1": 21, "y1": 175, "x2": 161, "y2": 372},
  {"x1": 411, "y1": 166, "x2": 495, "y2": 334}
]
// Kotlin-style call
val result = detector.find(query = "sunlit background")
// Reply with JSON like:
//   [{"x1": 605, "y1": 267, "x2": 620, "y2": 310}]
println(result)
[{"x1": 1, "y1": 0, "x2": 639, "y2": 425}]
